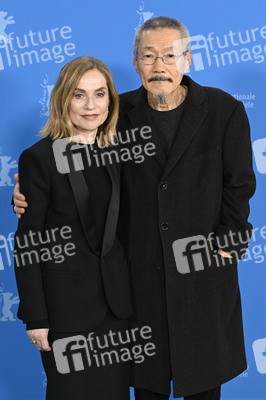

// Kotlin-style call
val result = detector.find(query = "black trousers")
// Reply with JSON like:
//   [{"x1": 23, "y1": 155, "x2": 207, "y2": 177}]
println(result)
[
  {"x1": 134, "y1": 386, "x2": 221, "y2": 400},
  {"x1": 41, "y1": 310, "x2": 130, "y2": 400}
]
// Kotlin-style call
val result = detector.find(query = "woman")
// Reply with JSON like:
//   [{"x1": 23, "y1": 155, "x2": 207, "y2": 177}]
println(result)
[{"x1": 14, "y1": 56, "x2": 132, "y2": 400}]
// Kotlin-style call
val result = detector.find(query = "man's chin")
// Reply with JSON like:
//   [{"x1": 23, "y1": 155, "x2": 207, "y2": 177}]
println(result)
[{"x1": 148, "y1": 91, "x2": 170, "y2": 103}]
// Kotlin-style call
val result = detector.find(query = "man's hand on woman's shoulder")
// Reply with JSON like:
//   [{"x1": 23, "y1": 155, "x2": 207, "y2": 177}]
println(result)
[{"x1": 13, "y1": 173, "x2": 28, "y2": 218}]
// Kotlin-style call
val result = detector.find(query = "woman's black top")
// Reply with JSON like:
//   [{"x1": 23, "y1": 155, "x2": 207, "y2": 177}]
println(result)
[{"x1": 81, "y1": 142, "x2": 112, "y2": 245}]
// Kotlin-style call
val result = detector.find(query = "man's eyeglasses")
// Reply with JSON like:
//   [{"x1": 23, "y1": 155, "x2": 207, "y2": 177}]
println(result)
[{"x1": 136, "y1": 52, "x2": 187, "y2": 65}]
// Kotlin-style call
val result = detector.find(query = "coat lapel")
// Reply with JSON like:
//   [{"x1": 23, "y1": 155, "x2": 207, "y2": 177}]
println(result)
[
  {"x1": 127, "y1": 87, "x2": 166, "y2": 167},
  {"x1": 65, "y1": 144, "x2": 101, "y2": 255},
  {"x1": 65, "y1": 143, "x2": 120, "y2": 257},
  {"x1": 101, "y1": 159, "x2": 120, "y2": 257},
  {"x1": 125, "y1": 76, "x2": 209, "y2": 178},
  {"x1": 161, "y1": 76, "x2": 209, "y2": 179}
]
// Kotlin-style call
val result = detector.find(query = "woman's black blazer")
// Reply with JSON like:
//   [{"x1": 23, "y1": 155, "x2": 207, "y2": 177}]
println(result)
[{"x1": 14, "y1": 137, "x2": 132, "y2": 332}]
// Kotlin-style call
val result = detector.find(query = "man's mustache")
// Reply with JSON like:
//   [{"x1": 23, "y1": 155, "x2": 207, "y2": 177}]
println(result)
[{"x1": 148, "y1": 76, "x2": 173, "y2": 83}]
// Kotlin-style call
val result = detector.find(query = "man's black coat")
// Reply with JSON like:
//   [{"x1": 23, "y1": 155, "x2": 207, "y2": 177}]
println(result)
[{"x1": 118, "y1": 75, "x2": 256, "y2": 397}]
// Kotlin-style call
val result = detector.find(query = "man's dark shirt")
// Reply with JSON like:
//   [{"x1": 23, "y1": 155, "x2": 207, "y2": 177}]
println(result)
[{"x1": 146, "y1": 98, "x2": 187, "y2": 156}]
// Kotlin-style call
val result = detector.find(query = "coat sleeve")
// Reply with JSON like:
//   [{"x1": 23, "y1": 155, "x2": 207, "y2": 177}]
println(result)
[
  {"x1": 14, "y1": 147, "x2": 51, "y2": 326},
  {"x1": 213, "y1": 101, "x2": 256, "y2": 259}
]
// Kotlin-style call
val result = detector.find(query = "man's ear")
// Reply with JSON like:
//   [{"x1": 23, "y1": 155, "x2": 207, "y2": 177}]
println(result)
[
  {"x1": 133, "y1": 52, "x2": 139, "y2": 74},
  {"x1": 184, "y1": 51, "x2": 192, "y2": 73}
]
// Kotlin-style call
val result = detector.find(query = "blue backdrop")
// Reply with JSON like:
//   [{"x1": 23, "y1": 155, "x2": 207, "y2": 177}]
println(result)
[{"x1": 0, "y1": 1, "x2": 265, "y2": 399}]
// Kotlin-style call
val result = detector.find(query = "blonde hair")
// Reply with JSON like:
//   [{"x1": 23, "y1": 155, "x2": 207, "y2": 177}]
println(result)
[{"x1": 41, "y1": 56, "x2": 119, "y2": 146}]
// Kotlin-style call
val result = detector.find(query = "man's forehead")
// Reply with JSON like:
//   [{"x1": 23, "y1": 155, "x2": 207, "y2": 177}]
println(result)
[
  {"x1": 139, "y1": 29, "x2": 183, "y2": 50},
  {"x1": 141, "y1": 28, "x2": 181, "y2": 38}
]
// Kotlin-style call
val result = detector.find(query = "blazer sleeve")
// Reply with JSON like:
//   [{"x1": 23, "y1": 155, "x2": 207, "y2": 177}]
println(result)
[
  {"x1": 213, "y1": 101, "x2": 256, "y2": 259},
  {"x1": 14, "y1": 147, "x2": 51, "y2": 326}
]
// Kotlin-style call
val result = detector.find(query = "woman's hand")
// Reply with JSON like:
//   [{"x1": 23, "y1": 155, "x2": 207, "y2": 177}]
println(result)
[{"x1": 26, "y1": 328, "x2": 51, "y2": 352}]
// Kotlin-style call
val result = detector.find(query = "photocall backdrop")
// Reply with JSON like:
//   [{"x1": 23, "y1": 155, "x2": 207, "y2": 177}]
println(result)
[{"x1": 0, "y1": 1, "x2": 265, "y2": 399}]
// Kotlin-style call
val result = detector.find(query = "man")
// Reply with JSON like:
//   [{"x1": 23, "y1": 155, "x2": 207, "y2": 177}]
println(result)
[{"x1": 13, "y1": 16, "x2": 256, "y2": 400}]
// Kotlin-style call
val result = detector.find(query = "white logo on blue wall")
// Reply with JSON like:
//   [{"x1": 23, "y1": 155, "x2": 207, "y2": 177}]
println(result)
[
  {"x1": 136, "y1": 1, "x2": 154, "y2": 29},
  {"x1": 42, "y1": 370, "x2": 47, "y2": 388},
  {"x1": 0, "y1": 11, "x2": 15, "y2": 43},
  {"x1": 0, "y1": 283, "x2": 19, "y2": 322},
  {"x1": 253, "y1": 338, "x2": 266, "y2": 374},
  {"x1": 0, "y1": 10, "x2": 76, "y2": 71},
  {"x1": 0, "y1": 147, "x2": 18, "y2": 186},
  {"x1": 252, "y1": 138, "x2": 266, "y2": 174},
  {"x1": 0, "y1": 232, "x2": 14, "y2": 270},
  {"x1": 188, "y1": 27, "x2": 266, "y2": 72},
  {"x1": 189, "y1": 35, "x2": 212, "y2": 72},
  {"x1": 39, "y1": 75, "x2": 54, "y2": 118}
]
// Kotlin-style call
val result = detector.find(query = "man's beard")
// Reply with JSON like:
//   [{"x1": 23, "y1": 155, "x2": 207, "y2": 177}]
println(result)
[
  {"x1": 148, "y1": 92, "x2": 170, "y2": 103},
  {"x1": 148, "y1": 76, "x2": 172, "y2": 102}
]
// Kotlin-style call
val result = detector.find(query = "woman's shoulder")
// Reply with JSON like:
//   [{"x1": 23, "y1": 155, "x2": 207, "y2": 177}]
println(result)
[
  {"x1": 23, "y1": 136, "x2": 53, "y2": 152},
  {"x1": 20, "y1": 136, "x2": 54, "y2": 158},
  {"x1": 19, "y1": 137, "x2": 55, "y2": 168}
]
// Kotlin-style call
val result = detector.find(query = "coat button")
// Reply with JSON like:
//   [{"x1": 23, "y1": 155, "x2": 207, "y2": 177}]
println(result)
[
  {"x1": 160, "y1": 182, "x2": 168, "y2": 190},
  {"x1": 161, "y1": 222, "x2": 168, "y2": 231}
]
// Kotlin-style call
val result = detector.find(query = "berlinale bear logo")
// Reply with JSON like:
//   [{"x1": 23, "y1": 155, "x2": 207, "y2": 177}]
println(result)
[
  {"x1": 0, "y1": 283, "x2": 19, "y2": 322},
  {"x1": 0, "y1": 11, "x2": 15, "y2": 43},
  {"x1": 136, "y1": 1, "x2": 154, "y2": 29},
  {"x1": 0, "y1": 153, "x2": 18, "y2": 186}
]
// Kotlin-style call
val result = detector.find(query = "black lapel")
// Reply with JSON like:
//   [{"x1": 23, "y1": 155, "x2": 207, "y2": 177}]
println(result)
[
  {"x1": 101, "y1": 159, "x2": 120, "y2": 257},
  {"x1": 65, "y1": 143, "x2": 120, "y2": 258},
  {"x1": 161, "y1": 76, "x2": 209, "y2": 179},
  {"x1": 65, "y1": 144, "x2": 101, "y2": 256},
  {"x1": 126, "y1": 87, "x2": 166, "y2": 167}
]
